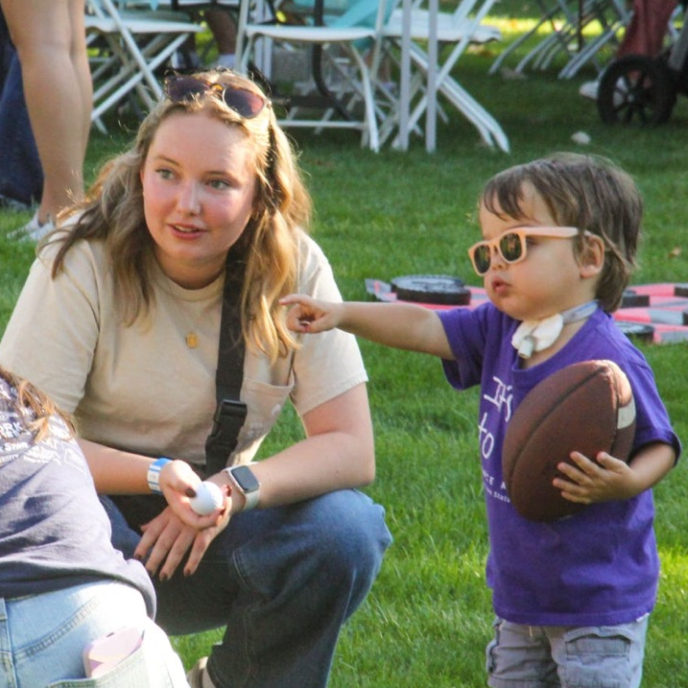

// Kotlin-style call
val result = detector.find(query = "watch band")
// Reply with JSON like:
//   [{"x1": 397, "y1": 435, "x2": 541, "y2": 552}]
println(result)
[
  {"x1": 147, "y1": 457, "x2": 172, "y2": 494},
  {"x1": 223, "y1": 465, "x2": 260, "y2": 511}
]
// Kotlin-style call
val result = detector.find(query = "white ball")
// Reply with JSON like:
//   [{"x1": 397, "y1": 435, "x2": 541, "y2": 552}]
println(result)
[
  {"x1": 571, "y1": 130, "x2": 591, "y2": 145},
  {"x1": 189, "y1": 481, "x2": 224, "y2": 515}
]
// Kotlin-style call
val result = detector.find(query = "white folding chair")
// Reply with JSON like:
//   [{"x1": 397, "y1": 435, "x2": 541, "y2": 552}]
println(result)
[
  {"x1": 490, "y1": 0, "x2": 630, "y2": 79},
  {"x1": 122, "y1": 0, "x2": 240, "y2": 65},
  {"x1": 489, "y1": 0, "x2": 572, "y2": 76},
  {"x1": 235, "y1": 0, "x2": 395, "y2": 151},
  {"x1": 379, "y1": 0, "x2": 509, "y2": 151},
  {"x1": 86, "y1": 0, "x2": 204, "y2": 132},
  {"x1": 558, "y1": 0, "x2": 629, "y2": 77}
]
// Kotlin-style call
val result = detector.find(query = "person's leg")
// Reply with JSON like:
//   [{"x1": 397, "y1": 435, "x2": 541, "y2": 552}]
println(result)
[
  {"x1": 154, "y1": 490, "x2": 391, "y2": 688},
  {"x1": 3, "y1": 581, "x2": 187, "y2": 688},
  {"x1": 0, "y1": 51, "x2": 43, "y2": 209},
  {"x1": 68, "y1": 0, "x2": 92, "y2": 180},
  {"x1": 0, "y1": 5, "x2": 11, "y2": 86},
  {"x1": 486, "y1": 618, "x2": 561, "y2": 688},
  {"x1": 547, "y1": 616, "x2": 649, "y2": 688},
  {"x1": 205, "y1": 6, "x2": 237, "y2": 68},
  {"x1": 0, "y1": 0, "x2": 90, "y2": 223}
]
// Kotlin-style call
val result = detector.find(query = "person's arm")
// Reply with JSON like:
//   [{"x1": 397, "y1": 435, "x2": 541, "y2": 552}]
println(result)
[
  {"x1": 135, "y1": 382, "x2": 374, "y2": 579},
  {"x1": 280, "y1": 294, "x2": 454, "y2": 359},
  {"x1": 236, "y1": 382, "x2": 374, "y2": 507},
  {"x1": 78, "y1": 439, "x2": 230, "y2": 528},
  {"x1": 553, "y1": 441, "x2": 676, "y2": 504}
]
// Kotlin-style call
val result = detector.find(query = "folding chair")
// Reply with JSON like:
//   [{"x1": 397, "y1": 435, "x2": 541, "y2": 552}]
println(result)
[
  {"x1": 235, "y1": 0, "x2": 396, "y2": 151},
  {"x1": 560, "y1": 0, "x2": 629, "y2": 77},
  {"x1": 379, "y1": 0, "x2": 509, "y2": 151},
  {"x1": 86, "y1": 0, "x2": 204, "y2": 132},
  {"x1": 125, "y1": 0, "x2": 240, "y2": 67},
  {"x1": 490, "y1": 0, "x2": 630, "y2": 79}
]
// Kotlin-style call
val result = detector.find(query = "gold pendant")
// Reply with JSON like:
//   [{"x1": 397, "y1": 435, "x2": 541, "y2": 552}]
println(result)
[{"x1": 186, "y1": 333, "x2": 199, "y2": 348}]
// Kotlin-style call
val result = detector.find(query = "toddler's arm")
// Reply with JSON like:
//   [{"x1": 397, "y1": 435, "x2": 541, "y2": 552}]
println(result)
[
  {"x1": 553, "y1": 441, "x2": 676, "y2": 505},
  {"x1": 280, "y1": 295, "x2": 454, "y2": 358}
]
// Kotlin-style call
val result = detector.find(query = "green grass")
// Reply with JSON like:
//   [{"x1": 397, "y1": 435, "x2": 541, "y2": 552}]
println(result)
[{"x1": 4, "y1": 2, "x2": 688, "y2": 685}]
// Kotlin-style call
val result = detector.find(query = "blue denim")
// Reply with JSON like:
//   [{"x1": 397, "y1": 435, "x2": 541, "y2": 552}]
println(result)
[
  {"x1": 0, "y1": 580, "x2": 189, "y2": 688},
  {"x1": 102, "y1": 489, "x2": 392, "y2": 688},
  {"x1": 0, "y1": 9, "x2": 43, "y2": 209}
]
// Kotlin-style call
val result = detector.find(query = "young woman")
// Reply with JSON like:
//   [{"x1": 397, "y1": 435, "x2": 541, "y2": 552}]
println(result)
[{"x1": 0, "y1": 69, "x2": 391, "y2": 688}]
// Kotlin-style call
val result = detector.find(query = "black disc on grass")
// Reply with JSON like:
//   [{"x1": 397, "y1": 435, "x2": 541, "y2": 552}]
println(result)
[
  {"x1": 620, "y1": 289, "x2": 650, "y2": 308},
  {"x1": 391, "y1": 275, "x2": 471, "y2": 305},
  {"x1": 615, "y1": 321, "x2": 655, "y2": 344}
]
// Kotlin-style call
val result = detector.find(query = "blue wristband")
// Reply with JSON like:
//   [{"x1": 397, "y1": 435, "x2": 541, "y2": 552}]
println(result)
[{"x1": 147, "y1": 457, "x2": 172, "y2": 494}]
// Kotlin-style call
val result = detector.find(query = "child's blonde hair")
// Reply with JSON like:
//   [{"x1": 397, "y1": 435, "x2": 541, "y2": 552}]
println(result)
[
  {"x1": 480, "y1": 153, "x2": 642, "y2": 312},
  {"x1": 0, "y1": 366, "x2": 74, "y2": 442}
]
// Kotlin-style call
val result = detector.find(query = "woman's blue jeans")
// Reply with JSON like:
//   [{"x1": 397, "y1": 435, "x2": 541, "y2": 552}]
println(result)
[
  {"x1": 0, "y1": 9, "x2": 43, "y2": 209},
  {"x1": 101, "y1": 489, "x2": 392, "y2": 688},
  {"x1": 0, "y1": 581, "x2": 188, "y2": 688}
]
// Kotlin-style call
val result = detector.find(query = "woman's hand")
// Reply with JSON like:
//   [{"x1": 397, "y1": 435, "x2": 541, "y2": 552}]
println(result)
[
  {"x1": 135, "y1": 503, "x2": 232, "y2": 579},
  {"x1": 279, "y1": 294, "x2": 342, "y2": 333},
  {"x1": 159, "y1": 459, "x2": 230, "y2": 528}
]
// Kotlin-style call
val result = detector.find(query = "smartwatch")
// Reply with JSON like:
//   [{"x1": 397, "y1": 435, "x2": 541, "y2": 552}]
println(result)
[{"x1": 223, "y1": 465, "x2": 261, "y2": 511}]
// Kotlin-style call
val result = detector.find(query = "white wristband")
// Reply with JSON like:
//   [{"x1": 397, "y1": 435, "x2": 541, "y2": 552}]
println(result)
[{"x1": 147, "y1": 457, "x2": 172, "y2": 494}]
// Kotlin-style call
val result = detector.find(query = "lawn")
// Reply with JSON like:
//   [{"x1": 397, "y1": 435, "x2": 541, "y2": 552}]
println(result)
[{"x1": 2, "y1": 1, "x2": 688, "y2": 685}]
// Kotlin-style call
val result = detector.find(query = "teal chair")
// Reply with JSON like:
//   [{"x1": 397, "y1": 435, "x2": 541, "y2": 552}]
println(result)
[{"x1": 235, "y1": 0, "x2": 399, "y2": 151}]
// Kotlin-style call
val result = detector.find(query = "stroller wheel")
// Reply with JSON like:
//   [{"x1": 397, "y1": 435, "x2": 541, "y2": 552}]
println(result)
[{"x1": 597, "y1": 54, "x2": 675, "y2": 125}]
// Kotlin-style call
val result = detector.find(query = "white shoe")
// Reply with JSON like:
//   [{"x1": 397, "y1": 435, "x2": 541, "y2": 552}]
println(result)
[
  {"x1": 581, "y1": 77, "x2": 629, "y2": 106},
  {"x1": 11, "y1": 211, "x2": 55, "y2": 242},
  {"x1": 579, "y1": 80, "x2": 599, "y2": 100}
]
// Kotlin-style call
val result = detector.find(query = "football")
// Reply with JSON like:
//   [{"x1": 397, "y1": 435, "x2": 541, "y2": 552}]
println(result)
[{"x1": 502, "y1": 360, "x2": 636, "y2": 522}]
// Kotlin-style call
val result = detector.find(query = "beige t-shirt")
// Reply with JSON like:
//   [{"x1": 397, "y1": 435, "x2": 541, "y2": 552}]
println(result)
[{"x1": 0, "y1": 234, "x2": 367, "y2": 467}]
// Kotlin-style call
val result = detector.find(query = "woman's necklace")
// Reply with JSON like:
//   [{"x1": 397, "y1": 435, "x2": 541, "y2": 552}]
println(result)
[
  {"x1": 161, "y1": 261, "x2": 227, "y2": 349},
  {"x1": 179, "y1": 300, "x2": 212, "y2": 349}
]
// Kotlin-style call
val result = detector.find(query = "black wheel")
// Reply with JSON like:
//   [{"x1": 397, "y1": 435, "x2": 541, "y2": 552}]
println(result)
[{"x1": 597, "y1": 54, "x2": 676, "y2": 125}]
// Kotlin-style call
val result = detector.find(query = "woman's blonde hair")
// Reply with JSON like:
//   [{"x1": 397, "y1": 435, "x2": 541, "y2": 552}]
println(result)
[
  {"x1": 480, "y1": 153, "x2": 642, "y2": 312},
  {"x1": 0, "y1": 366, "x2": 75, "y2": 442},
  {"x1": 51, "y1": 69, "x2": 312, "y2": 361}
]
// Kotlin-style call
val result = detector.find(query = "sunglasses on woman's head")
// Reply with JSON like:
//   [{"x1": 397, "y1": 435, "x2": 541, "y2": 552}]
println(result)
[
  {"x1": 467, "y1": 226, "x2": 583, "y2": 276},
  {"x1": 164, "y1": 75, "x2": 267, "y2": 119}
]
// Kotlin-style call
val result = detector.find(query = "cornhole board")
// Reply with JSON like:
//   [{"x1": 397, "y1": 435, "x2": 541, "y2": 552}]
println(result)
[{"x1": 365, "y1": 279, "x2": 688, "y2": 345}]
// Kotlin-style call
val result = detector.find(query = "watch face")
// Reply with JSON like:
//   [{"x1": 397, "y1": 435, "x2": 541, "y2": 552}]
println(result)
[{"x1": 231, "y1": 466, "x2": 260, "y2": 492}]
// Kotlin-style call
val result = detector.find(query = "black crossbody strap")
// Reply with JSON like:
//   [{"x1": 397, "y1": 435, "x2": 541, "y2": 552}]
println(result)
[{"x1": 204, "y1": 245, "x2": 248, "y2": 476}]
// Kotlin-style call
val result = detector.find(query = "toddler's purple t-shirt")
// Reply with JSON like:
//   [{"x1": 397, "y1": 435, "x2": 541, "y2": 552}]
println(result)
[{"x1": 438, "y1": 303, "x2": 680, "y2": 626}]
